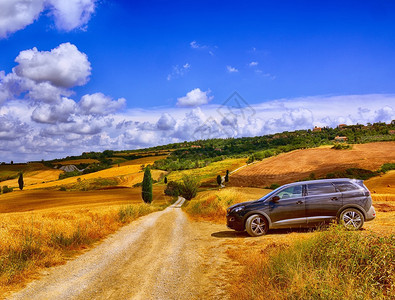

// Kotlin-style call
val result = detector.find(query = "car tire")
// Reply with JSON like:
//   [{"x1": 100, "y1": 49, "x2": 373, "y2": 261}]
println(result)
[
  {"x1": 245, "y1": 214, "x2": 268, "y2": 237},
  {"x1": 340, "y1": 208, "x2": 364, "y2": 230}
]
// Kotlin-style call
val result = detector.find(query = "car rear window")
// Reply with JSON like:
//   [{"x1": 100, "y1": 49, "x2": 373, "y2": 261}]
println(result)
[
  {"x1": 333, "y1": 182, "x2": 358, "y2": 192},
  {"x1": 307, "y1": 183, "x2": 336, "y2": 195}
]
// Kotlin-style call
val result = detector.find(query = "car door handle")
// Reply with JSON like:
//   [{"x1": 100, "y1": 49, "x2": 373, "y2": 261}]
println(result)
[
  {"x1": 331, "y1": 197, "x2": 339, "y2": 201},
  {"x1": 296, "y1": 201, "x2": 304, "y2": 204}
]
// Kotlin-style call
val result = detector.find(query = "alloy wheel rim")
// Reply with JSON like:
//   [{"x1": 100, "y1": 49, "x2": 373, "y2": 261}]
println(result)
[
  {"x1": 343, "y1": 211, "x2": 362, "y2": 229},
  {"x1": 251, "y1": 217, "x2": 265, "y2": 235}
]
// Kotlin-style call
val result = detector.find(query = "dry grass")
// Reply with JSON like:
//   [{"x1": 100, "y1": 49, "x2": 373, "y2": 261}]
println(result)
[
  {"x1": 366, "y1": 170, "x2": 395, "y2": 194},
  {"x1": 119, "y1": 155, "x2": 168, "y2": 166},
  {"x1": 227, "y1": 225, "x2": 394, "y2": 300},
  {"x1": 231, "y1": 142, "x2": 395, "y2": 187},
  {"x1": 0, "y1": 187, "x2": 171, "y2": 295},
  {"x1": 183, "y1": 187, "x2": 271, "y2": 223}
]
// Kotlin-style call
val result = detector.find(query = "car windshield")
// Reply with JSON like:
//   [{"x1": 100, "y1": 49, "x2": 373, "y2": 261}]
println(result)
[{"x1": 259, "y1": 187, "x2": 282, "y2": 201}]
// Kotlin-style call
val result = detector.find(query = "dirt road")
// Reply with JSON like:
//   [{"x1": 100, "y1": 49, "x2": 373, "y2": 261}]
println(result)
[{"x1": 7, "y1": 198, "x2": 234, "y2": 300}]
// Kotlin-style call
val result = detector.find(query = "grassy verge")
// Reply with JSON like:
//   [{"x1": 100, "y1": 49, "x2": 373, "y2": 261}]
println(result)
[
  {"x1": 0, "y1": 201, "x2": 169, "y2": 295},
  {"x1": 228, "y1": 225, "x2": 394, "y2": 299},
  {"x1": 183, "y1": 187, "x2": 270, "y2": 223}
]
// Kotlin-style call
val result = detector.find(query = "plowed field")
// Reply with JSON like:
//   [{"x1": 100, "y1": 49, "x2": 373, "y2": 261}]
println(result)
[{"x1": 230, "y1": 142, "x2": 395, "y2": 188}]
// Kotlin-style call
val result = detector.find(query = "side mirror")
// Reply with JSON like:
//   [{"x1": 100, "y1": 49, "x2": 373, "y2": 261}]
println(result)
[{"x1": 271, "y1": 196, "x2": 280, "y2": 203}]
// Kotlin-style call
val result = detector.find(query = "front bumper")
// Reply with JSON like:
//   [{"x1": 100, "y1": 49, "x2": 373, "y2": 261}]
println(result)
[
  {"x1": 366, "y1": 205, "x2": 376, "y2": 221},
  {"x1": 226, "y1": 214, "x2": 245, "y2": 231}
]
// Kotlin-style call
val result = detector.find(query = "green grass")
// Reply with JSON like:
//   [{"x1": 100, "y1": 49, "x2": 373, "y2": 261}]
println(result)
[{"x1": 238, "y1": 225, "x2": 394, "y2": 299}]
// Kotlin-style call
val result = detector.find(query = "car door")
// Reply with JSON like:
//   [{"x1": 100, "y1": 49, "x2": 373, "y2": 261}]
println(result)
[
  {"x1": 305, "y1": 182, "x2": 342, "y2": 224},
  {"x1": 267, "y1": 184, "x2": 306, "y2": 228}
]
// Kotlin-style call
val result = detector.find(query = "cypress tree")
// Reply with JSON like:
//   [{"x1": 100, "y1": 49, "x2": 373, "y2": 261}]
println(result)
[
  {"x1": 142, "y1": 166, "x2": 153, "y2": 203},
  {"x1": 164, "y1": 176, "x2": 168, "y2": 184},
  {"x1": 18, "y1": 173, "x2": 24, "y2": 190},
  {"x1": 225, "y1": 170, "x2": 229, "y2": 182},
  {"x1": 216, "y1": 175, "x2": 222, "y2": 186}
]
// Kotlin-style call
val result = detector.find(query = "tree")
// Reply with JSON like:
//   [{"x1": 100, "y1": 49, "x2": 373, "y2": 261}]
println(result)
[
  {"x1": 10, "y1": 161, "x2": 13, "y2": 165},
  {"x1": 141, "y1": 166, "x2": 153, "y2": 203},
  {"x1": 216, "y1": 175, "x2": 222, "y2": 186},
  {"x1": 225, "y1": 170, "x2": 229, "y2": 182},
  {"x1": 180, "y1": 175, "x2": 200, "y2": 200},
  {"x1": 164, "y1": 176, "x2": 168, "y2": 184},
  {"x1": 18, "y1": 173, "x2": 24, "y2": 190}
]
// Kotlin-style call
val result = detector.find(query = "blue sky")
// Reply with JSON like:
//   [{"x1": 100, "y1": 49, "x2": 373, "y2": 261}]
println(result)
[{"x1": 0, "y1": 0, "x2": 394, "y2": 162}]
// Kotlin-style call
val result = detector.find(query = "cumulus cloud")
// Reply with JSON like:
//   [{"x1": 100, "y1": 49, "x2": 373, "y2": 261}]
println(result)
[
  {"x1": 0, "y1": 0, "x2": 96, "y2": 38},
  {"x1": 226, "y1": 65, "x2": 238, "y2": 73},
  {"x1": 79, "y1": 93, "x2": 126, "y2": 115},
  {"x1": 177, "y1": 88, "x2": 213, "y2": 107},
  {"x1": 190, "y1": 40, "x2": 215, "y2": 55},
  {"x1": 0, "y1": 0, "x2": 45, "y2": 38},
  {"x1": 14, "y1": 43, "x2": 91, "y2": 88},
  {"x1": 156, "y1": 113, "x2": 176, "y2": 130},
  {"x1": 47, "y1": 0, "x2": 96, "y2": 31},
  {"x1": 249, "y1": 61, "x2": 258, "y2": 67},
  {"x1": 31, "y1": 97, "x2": 77, "y2": 124}
]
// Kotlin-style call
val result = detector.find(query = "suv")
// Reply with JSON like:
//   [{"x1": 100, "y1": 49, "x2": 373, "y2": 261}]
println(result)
[{"x1": 226, "y1": 178, "x2": 376, "y2": 237}]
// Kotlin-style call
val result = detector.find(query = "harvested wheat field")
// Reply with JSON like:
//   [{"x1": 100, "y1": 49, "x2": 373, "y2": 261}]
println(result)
[
  {"x1": 0, "y1": 169, "x2": 63, "y2": 189},
  {"x1": 0, "y1": 186, "x2": 168, "y2": 213},
  {"x1": 231, "y1": 142, "x2": 395, "y2": 188}
]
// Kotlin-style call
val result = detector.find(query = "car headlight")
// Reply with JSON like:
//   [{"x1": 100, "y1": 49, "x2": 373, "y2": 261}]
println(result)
[{"x1": 232, "y1": 206, "x2": 244, "y2": 213}]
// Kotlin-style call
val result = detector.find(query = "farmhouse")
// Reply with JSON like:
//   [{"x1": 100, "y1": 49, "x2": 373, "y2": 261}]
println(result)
[
  {"x1": 334, "y1": 136, "x2": 348, "y2": 142},
  {"x1": 313, "y1": 126, "x2": 322, "y2": 132}
]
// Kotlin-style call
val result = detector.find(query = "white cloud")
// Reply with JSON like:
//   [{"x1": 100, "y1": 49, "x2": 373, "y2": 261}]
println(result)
[
  {"x1": 167, "y1": 63, "x2": 190, "y2": 81},
  {"x1": 79, "y1": 93, "x2": 126, "y2": 115},
  {"x1": 1, "y1": 87, "x2": 395, "y2": 162},
  {"x1": 190, "y1": 40, "x2": 215, "y2": 55},
  {"x1": 14, "y1": 42, "x2": 91, "y2": 88},
  {"x1": 31, "y1": 97, "x2": 77, "y2": 124},
  {"x1": 177, "y1": 88, "x2": 213, "y2": 107},
  {"x1": 226, "y1": 65, "x2": 238, "y2": 73},
  {"x1": 0, "y1": 0, "x2": 96, "y2": 38},
  {"x1": 156, "y1": 113, "x2": 176, "y2": 130},
  {"x1": 0, "y1": 0, "x2": 45, "y2": 38},
  {"x1": 47, "y1": 0, "x2": 96, "y2": 31},
  {"x1": 249, "y1": 61, "x2": 258, "y2": 67}
]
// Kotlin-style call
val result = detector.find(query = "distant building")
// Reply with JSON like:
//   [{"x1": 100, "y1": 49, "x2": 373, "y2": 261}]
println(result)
[
  {"x1": 191, "y1": 145, "x2": 201, "y2": 148},
  {"x1": 338, "y1": 124, "x2": 347, "y2": 129},
  {"x1": 389, "y1": 130, "x2": 395, "y2": 135},
  {"x1": 313, "y1": 126, "x2": 322, "y2": 132},
  {"x1": 334, "y1": 136, "x2": 348, "y2": 142}
]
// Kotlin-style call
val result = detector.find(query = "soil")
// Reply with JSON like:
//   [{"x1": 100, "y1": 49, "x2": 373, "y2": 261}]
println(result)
[{"x1": 230, "y1": 142, "x2": 395, "y2": 187}]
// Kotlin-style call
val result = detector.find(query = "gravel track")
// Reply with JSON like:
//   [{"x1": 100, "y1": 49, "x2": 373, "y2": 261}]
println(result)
[{"x1": 8, "y1": 197, "x2": 231, "y2": 300}]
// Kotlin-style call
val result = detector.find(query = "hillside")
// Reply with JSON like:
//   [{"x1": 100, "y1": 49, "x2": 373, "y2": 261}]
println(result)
[{"x1": 230, "y1": 142, "x2": 395, "y2": 187}]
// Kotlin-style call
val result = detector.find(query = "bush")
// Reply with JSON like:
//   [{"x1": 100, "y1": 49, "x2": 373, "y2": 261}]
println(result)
[
  {"x1": 164, "y1": 181, "x2": 181, "y2": 197},
  {"x1": 380, "y1": 163, "x2": 395, "y2": 173},
  {"x1": 332, "y1": 143, "x2": 352, "y2": 150},
  {"x1": 2, "y1": 185, "x2": 13, "y2": 194},
  {"x1": 216, "y1": 175, "x2": 222, "y2": 186},
  {"x1": 179, "y1": 175, "x2": 200, "y2": 200}
]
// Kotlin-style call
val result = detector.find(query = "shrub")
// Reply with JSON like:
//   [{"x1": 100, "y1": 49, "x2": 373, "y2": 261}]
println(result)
[
  {"x1": 2, "y1": 185, "x2": 13, "y2": 194},
  {"x1": 164, "y1": 181, "x2": 181, "y2": 197},
  {"x1": 380, "y1": 163, "x2": 395, "y2": 173},
  {"x1": 225, "y1": 170, "x2": 229, "y2": 182},
  {"x1": 332, "y1": 143, "x2": 352, "y2": 150},
  {"x1": 179, "y1": 175, "x2": 200, "y2": 200}
]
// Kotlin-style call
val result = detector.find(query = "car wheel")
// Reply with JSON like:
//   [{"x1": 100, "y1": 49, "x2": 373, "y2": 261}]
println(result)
[
  {"x1": 245, "y1": 214, "x2": 268, "y2": 237},
  {"x1": 340, "y1": 208, "x2": 364, "y2": 230}
]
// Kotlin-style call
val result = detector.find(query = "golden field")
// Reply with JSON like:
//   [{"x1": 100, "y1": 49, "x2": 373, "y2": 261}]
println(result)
[
  {"x1": 0, "y1": 156, "x2": 168, "y2": 190},
  {"x1": 0, "y1": 186, "x2": 171, "y2": 296}
]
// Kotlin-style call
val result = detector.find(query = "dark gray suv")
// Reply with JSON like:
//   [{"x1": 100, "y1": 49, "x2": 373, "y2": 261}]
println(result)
[{"x1": 226, "y1": 178, "x2": 376, "y2": 237}]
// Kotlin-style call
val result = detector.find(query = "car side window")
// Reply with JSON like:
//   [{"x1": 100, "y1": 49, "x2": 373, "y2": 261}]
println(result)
[
  {"x1": 333, "y1": 182, "x2": 357, "y2": 192},
  {"x1": 276, "y1": 185, "x2": 303, "y2": 200},
  {"x1": 307, "y1": 183, "x2": 336, "y2": 195}
]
